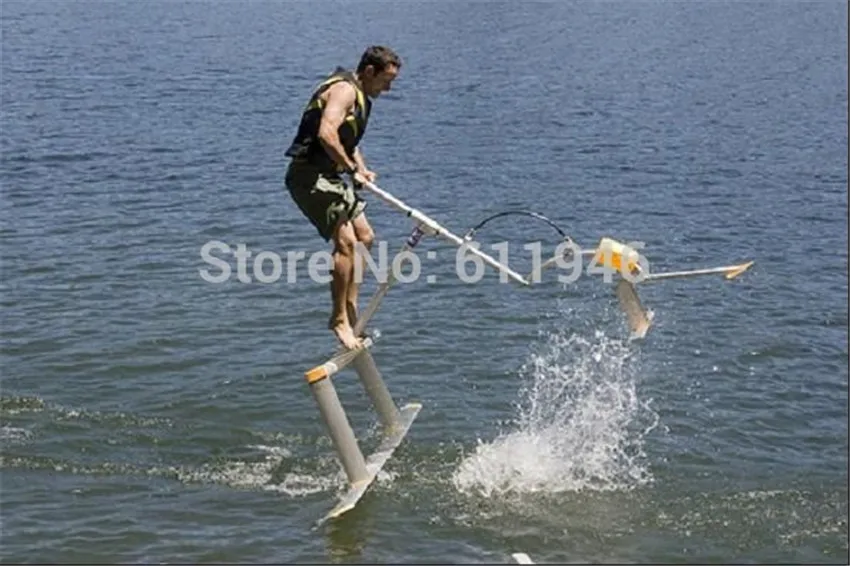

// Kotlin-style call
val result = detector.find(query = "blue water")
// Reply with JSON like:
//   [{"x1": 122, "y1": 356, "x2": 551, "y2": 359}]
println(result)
[{"x1": 1, "y1": 1, "x2": 847, "y2": 563}]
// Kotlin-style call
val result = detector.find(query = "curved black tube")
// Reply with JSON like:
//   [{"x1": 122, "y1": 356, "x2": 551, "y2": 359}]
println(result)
[{"x1": 464, "y1": 210, "x2": 570, "y2": 241}]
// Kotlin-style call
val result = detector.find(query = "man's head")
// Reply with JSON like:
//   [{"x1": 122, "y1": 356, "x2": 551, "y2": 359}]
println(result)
[{"x1": 356, "y1": 46, "x2": 401, "y2": 98}]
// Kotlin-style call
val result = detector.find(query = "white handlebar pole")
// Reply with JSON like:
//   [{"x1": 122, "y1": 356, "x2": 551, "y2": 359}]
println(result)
[{"x1": 359, "y1": 180, "x2": 530, "y2": 286}]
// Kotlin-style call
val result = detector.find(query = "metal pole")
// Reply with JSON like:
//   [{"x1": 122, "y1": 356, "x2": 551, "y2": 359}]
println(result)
[
  {"x1": 307, "y1": 374, "x2": 370, "y2": 485},
  {"x1": 354, "y1": 226, "x2": 426, "y2": 337},
  {"x1": 352, "y1": 349, "x2": 401, "y2": 430},
  {"x1": 642, "y1": 260, "x2": 754, "y2": 282},
  {"x1": 359, "y1": 180, "x2": 529, "y2": 286}
]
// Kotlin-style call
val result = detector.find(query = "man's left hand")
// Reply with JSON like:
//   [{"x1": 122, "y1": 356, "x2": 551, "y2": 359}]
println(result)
[
  {"x1": 358, "y1": 168, "x2": 377, "y2": 183},
  {"x1": 350, "y1": 168, "x2": 376, "y2": 190}
]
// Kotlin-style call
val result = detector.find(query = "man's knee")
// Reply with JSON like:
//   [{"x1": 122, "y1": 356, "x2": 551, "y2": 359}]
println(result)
[
  {"x1": 333, "y1": 221, "x2": 358, "y2": 256},
  {"x1": 352, "y1": 215, "x2": 375, "y2": 250},
  {"x1": 358, "y1": 225, "x2": 375, "y2": 250}
]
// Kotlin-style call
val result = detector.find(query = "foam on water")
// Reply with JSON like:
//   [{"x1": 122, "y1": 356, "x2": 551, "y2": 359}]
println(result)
[
  {"x1": 174, "y1": 443, "x2": 345, "y2": 497},
  {"x1": 0, "y1": 425, "x2": 32, "y2": 444},
  {"x1": 654, "y1": 488, "x2": 849, "y2": 552},
  {"x1": 453, "y1": 325, "x2": 658, "y2": 496},
  {"x1": 0, "y1": 394, "x2": 366, "y2": 499}
]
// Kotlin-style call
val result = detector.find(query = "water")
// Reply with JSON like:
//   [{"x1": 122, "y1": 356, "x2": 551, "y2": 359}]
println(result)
[
  {"x1": 1, "y1": 1, "x2": 847, "y2": 563},
  {"x1": 453, "y1": 326, "x2": 657, "y2": 497}
]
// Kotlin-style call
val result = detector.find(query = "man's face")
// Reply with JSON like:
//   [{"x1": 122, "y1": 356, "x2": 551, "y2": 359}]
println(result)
[{"x1": 363, "y1": 64, "x2": 399, "y2": 98}]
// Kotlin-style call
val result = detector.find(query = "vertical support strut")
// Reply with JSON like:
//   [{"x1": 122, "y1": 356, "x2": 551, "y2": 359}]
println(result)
[
  {"x1": 352, "y1": 349, "x2": 401, "y2": 430},
  {"x1": 307, "y1": 373, "x2": 370, "y2": 485}
]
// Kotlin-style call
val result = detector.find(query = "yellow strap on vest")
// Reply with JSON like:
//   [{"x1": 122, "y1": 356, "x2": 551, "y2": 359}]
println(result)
[
  {"x1": 349, "y1": 88, "x2": 366, "y2": 137},
  {"x1": 306, "y1": 74, "x2": 366, "y2": 126}
]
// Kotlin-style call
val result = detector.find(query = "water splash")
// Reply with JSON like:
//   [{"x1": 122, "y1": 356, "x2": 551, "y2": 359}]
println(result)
[{"x1": 453, "y1": 327, "x2": 658, "y2": 496}]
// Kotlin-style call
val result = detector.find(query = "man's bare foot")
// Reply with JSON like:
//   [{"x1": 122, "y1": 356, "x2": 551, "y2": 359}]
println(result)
[{"x1": 331, "y1": 322, "x2": 362, "y2": 350}]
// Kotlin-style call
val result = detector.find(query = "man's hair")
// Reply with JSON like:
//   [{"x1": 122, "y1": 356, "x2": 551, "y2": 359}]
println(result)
[{"x1": 356, "y1": 46, "x2": 402, "y2": 74}]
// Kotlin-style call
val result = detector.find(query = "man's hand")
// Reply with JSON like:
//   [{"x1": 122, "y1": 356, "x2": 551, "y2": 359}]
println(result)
[
  {"x1": 349, "y1": 167, "x2": 376, "y2": 189},
  {"x1": 351, "y1": 147, "x2": 375, "y2": 187},
  {"x1": 357, "y1": 168, "x2": 377, "y2": 183},
  {"x1": 344, "y1": 169, "x2": 368, "y2": 190}
]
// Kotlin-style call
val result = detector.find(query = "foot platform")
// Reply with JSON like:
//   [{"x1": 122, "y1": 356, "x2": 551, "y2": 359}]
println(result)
[
  {"x1": 304, "y1": 338, "x2": 421, "y2": 526},
  {"x1": 320, "y1": 401, "x2": 421, "y2": 525}
]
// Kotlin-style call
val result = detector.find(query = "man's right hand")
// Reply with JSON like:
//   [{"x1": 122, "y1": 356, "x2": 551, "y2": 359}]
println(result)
[
  {"x1": 345, "y1": 168, "x2": 368, "y2": 190},
  {"x1": 357, "y1": 168, "x2": 377, "y2": 183},
  {"x1": 353, "y1": 170, "x2": 370, "y2": 188}
]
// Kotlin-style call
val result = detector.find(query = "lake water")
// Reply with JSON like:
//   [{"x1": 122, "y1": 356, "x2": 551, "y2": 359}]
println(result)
[{"x1": 1, "y1": 1, "x2": 847, "y2": 563}]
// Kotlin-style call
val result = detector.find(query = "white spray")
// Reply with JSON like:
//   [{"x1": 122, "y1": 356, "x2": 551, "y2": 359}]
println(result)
[{"x1": 452, "y1": 323, "x2": 658, "y2": 497}]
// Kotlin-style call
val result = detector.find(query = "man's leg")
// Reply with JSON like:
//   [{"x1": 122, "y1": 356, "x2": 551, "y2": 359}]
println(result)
[
  {"x1": 329, "y1": 217, "x2": 362, "y2": 350},
  {"x1": 348, "y1": 212, "x2": 375, "y2": 333}
]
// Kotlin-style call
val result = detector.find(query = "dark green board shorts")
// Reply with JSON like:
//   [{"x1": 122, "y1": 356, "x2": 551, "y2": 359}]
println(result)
[{"x1": 285, "y1": 160, "x2": 366, "y2": 242}]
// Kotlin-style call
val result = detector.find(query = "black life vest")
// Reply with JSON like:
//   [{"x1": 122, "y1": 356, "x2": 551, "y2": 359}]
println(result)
[{"x1": 284, "y1": 67, "x2": 371, "y2": 171}]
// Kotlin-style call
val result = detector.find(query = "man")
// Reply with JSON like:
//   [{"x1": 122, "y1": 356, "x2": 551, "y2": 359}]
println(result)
[{"x1": 284, "y1": 46, "x2": 401, "y2": 350}]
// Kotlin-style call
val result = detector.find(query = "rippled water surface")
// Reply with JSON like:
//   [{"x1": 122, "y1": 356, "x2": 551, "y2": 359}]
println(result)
[{"x1": 1, "y1": 1, "x2": 847, "y2": 563}]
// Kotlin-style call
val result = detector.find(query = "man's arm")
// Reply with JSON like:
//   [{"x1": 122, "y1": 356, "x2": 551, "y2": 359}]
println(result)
[
  {"x1": 353, "y1": 147, "x2": 378, "y2": 182},
  {"x1": 352, "y1": 147, "x2": 367, "y2": 173},
  {"x1": 318, "y1": 82, "x2": 358, "y2": 173}
]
